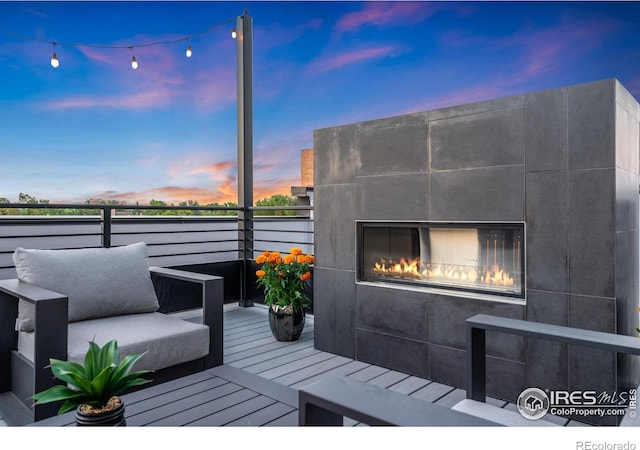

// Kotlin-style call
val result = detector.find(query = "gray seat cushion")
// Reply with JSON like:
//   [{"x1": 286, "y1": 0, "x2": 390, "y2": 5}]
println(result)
[
  {"x1": 13, "y1": 242, "x2": 159, "y2": 331},
  {"x1": 18, "y1": 313, "x2": 210, "y2": 371}
]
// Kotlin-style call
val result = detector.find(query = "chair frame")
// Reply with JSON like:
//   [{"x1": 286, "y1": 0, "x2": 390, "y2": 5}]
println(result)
[{"x1": 0, "y1": 266, "x2": 223, "y2": 422}]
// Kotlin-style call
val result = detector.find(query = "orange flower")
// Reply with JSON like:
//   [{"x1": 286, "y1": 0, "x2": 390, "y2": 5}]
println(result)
[
  {"x1": 284, "y1": 254, "x2": 295, "y2": 264},
  {"x1": 256, "y1": 270, "x2": 266, "y2": 278},
  {"x1": 300, "y1": 271, "x2": 311, "y2": 281},
  {"x1": 268, "y1": 252, "x2": 281, "y2": 263},
  {"x1": 296, "y1": 254, "x2": 314, "y2": 264},
  {"x1": 256, "y1": 255, "x2": 267, "y2": 264},
  {"x1": 290, "y1": 247, "x2": 303, "y2": 256}
]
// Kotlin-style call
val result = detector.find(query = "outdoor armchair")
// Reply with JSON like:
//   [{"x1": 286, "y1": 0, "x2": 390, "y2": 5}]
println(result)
[{"x1": 0, "y1": 242, "x2": 223, "y2": 423}]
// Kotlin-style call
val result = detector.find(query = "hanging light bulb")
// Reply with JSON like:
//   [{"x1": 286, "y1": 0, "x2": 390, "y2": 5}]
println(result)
[
  {"x1": 130, "y1": 47, "x2": 138, "y2": 70},
  {"x1": 185, "y1": 39, "x2": 192, "y2": 58},
  {"x1": 231, "y1": 27, "x2": 237, "y2": 39},
  {"x1": 50, "y1": 43, "x2": 59, "y2": 68}
]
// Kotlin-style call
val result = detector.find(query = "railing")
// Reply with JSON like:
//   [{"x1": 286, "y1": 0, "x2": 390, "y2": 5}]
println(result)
[{"x1": 0, "y1": 203, "x2": 314, "y2": 304}]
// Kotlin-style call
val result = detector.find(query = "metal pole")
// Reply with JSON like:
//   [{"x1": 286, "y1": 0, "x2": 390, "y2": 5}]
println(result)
[
  {"x1": 237, "y1": 10, "x2": 254, "y2": 307},
  {"x1": 101, "y1": 207, "x2": 112, "y2": 248}
]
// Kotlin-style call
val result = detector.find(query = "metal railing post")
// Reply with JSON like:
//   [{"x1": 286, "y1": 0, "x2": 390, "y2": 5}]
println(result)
[
  {"x1": 236, "y1": 10, "x2": 254, "y2": 307},
  {"x1": 101, "y1": 206, "x2": 112, "y2": 248}
]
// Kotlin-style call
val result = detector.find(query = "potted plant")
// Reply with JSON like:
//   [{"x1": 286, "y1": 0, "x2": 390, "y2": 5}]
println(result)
[
  {"x1": 32, "y1": 339, "x2": 153, "y2": 426},
  {"x1": 255, "y1": 247, "x2": 313, "y2": 341}
]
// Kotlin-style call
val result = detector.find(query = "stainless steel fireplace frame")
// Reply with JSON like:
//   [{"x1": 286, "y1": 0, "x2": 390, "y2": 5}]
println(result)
[{"x1": 356, "y1": 220, "x2": 527, "y2": 302}]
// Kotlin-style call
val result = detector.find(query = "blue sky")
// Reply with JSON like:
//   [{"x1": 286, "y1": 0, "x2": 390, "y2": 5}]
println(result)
[{"x1": 0, "y1": 1, "x2": 639, "y2": 205}]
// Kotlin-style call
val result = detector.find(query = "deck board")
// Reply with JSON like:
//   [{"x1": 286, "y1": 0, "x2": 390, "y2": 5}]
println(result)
[{"x1": 1, "y1": 303, "x2": 595, "y2": 427}]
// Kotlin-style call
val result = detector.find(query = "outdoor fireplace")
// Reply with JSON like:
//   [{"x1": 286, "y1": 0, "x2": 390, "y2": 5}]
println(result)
[
  {"x1": 315, "y1": 80, "x2": 640, "y2": 412},
  {"x1": 357, "y1": 221, "x2": 525, "y2": 299}
]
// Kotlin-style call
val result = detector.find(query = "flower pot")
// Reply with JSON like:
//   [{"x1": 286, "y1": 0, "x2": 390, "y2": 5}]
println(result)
[
  {"x1": 268, "y1": 305, "x2": 305, "y2": 341},
  {"x1": 75, "y1": 397, "x2": 126, "y2": 426}
]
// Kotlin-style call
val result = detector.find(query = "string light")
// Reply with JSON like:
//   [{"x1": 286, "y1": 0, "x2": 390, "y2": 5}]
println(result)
[
  {"x1": 0, "y1": 17, "x2": 235, "y2": 69},
  {"x1": 231, "y1": 27, "x2": 237, "y2": 39},
  {"x1": 130, "y1": 47, "x2": 138, "y2": 70},
  {"x1": 50, "y1": 42, "x2": 59, "y2": 68}
]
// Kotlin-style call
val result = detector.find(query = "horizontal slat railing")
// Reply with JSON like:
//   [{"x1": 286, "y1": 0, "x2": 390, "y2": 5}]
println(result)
[{"x1": 0, "y1": 203, "x2": 314, "y2": 280}]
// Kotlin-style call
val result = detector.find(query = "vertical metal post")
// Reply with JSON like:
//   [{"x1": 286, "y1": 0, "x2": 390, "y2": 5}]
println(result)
[
  {"x1": 466, "y1": 324, "x2": 487, "y2": 402},
  {"x1": 101, "y1": 207, "x2": 112, "y2": 248},
  {"x1": 237, "y1": 10, "x2": 254, "y2": 307}
]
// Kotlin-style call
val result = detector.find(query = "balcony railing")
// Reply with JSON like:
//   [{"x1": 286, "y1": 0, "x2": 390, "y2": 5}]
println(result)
[{"x1": 0, "y1": 203, "x2": 314, "y2": 306}]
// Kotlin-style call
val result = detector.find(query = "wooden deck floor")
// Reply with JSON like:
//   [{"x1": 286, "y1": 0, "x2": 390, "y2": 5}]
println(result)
[
  {"x1": 0, "y1": 303, "x2": 590, "y2": 427},
  {"x1": 205, "y1": 304, "x2": 587, "y2": 427}
]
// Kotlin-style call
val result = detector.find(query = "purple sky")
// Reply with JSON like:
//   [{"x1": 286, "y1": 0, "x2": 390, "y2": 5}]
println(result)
[{"x1": 0, "y1": 1, "x2": 638, "y2": 205}]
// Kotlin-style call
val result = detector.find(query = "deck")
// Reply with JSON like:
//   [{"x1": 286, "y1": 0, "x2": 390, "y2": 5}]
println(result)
[{"x1": 1, "y1": 303, "x2": 590, "y2": 427}]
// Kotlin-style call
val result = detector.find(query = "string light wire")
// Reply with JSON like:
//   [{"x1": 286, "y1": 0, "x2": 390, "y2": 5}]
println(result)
[{"x1": 0, "y1": 18, "x2": 235, "y2": 67}]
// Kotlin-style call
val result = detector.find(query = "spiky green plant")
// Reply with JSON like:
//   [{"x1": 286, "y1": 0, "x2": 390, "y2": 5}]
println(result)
[{"x1": 32, "y1": 340, "x2": 153, "y2": 414}]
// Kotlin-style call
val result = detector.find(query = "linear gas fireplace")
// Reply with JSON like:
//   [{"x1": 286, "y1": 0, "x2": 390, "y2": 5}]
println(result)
[{"x1": 357, "y1": 221, "x2": 525, "y2": 299}]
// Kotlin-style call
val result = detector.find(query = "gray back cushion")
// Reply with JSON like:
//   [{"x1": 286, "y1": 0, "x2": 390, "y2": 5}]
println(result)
[{"x1": 13, "y1": 242, "x2": 159, "y2": 331}]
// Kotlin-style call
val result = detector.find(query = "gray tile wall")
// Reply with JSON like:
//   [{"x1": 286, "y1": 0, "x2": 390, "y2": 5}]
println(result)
[{"x1": 313, "y1": 79, "x2": 640, "y2": 402}]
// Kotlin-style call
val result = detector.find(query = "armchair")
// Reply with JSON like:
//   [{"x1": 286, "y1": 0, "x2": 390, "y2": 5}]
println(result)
[{"x1": 0, "y1": 242, "x2": 223, "y2": 423}]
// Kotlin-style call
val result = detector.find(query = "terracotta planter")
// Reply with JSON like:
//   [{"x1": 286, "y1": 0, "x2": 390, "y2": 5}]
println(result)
[
  {"x1": 268, "y1": 305, "x2": 305, "y2": 341},
  {"x1": 75, "y1": 397, "x2": 126, "y2": 426}
]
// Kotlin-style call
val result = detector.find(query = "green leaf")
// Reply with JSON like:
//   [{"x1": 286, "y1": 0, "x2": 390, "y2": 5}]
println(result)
[
  {"x1": 32, "y1": 385, "x2": 84, "y2": 405},
  {"x1": 32, "y1": 339, "x2": 152, "y2": 413}
]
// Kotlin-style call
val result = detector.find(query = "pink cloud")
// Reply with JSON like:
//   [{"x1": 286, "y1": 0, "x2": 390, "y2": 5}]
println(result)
[
  {"x1": 46, "y1": 88, "x2": 174, "y2": 110},
  {"x1": 335, "y1": 2, "x2": 435, "y2": 32},
  {"x1": 254, "y1": 177, "x2": 300, "y2": 202},
  {"x1": 255, "y1": 18, "x2": 324, "y2": 50},
  {"x1": 97, "y1": 178, "x2": 301, "y2": 206},
  {"x1": 309, "y1": 45, "x2": 401, "y2": 74},
  {"x1": 497, "y1": 16, "x2": 619, "y2": 80},
  {"x1": 40, "y1": 33, "x2": 235, "y2": 111},
  {"x1": 95, "y1": 184, "x2": 238, "y2": 205},
  {"x1": 403, "y1": 84, "x2": 510, "y2": 115},
  {"x1": 192, "y1": 67, "x2": 236, "y2": 108},
  {"x1": 92, "y1": 175, "x2": 301, "y2": 206}
]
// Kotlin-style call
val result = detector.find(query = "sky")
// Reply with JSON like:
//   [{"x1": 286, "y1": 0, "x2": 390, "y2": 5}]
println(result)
[{"x1": 0, "y1": 0, "x2": 639, "y2": 206}]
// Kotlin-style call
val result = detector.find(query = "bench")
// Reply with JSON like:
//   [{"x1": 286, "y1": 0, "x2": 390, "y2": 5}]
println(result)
[
  {"x1": 466, "y1": 313, "x2": 640, "y2": 403},
  {"x1": 466, "y1": 314, "x2": 640, "y2": 426},
  {"x1": 298, "y1": 376, "x2": 501, "y2": 426}
]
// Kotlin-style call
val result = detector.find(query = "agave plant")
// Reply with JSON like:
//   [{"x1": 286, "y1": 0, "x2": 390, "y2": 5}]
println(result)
[{"x1": 32, "y1": 339, "x2": 153, "y2": 414}]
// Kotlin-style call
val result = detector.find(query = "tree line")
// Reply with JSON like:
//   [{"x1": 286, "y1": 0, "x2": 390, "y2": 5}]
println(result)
[{"x1": 0, "y1": 193, "x2": 298, "y2": 216}]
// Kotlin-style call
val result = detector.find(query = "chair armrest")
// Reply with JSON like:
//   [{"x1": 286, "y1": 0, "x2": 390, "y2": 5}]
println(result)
[
  {"x1": 149, "y1": 267, "x2": 224, "y2": 368},
  {"x1": 0, "y1": 279, "x2": 68, "y2": 419}
]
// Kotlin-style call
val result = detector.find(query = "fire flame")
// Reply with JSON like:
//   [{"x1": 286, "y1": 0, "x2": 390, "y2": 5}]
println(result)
[{"x1": 373, "y1": 258, "x2": 515, "y2": 287}]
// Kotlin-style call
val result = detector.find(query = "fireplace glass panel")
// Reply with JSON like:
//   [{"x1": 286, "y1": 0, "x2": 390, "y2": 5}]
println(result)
[{"x1": 358, "y1": 222, "x2": 524, "y2": 299}]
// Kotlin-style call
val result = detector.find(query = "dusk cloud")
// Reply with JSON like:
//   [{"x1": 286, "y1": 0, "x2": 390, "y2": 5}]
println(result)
[
  {"x1": 95, "y1": 185, "x2": 237, "y2": 205},
  {"x1": 308, "y1": 45, "x2": 402, "y2": 74},
  {"x1": 335, "y1": 2, "x2": 435, "y2": 33}
]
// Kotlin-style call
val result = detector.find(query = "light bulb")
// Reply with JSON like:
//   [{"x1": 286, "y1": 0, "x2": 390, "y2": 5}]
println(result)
[
  {"x1": 131, "y1": 55, "x2": 138, "y2": 70},
  {"x1": 186, "y1": 44, "x2": 192, "y2": 58},
  {"x1": 50, "y1": 51, "x2": 59, "y2": 68},
  {"x1": 231, "y1": 27, "x2": 237, "y2": 39}
]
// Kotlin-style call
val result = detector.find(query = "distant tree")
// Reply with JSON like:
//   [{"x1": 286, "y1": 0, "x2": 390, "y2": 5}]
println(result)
[
  {"x1": 204, "y1": 201, "x2": 239, "y2": 216},
  {"x1": 255, "y1": 195, "x2": 296, "y2": 216},
  {"x1": 0, "y1": 196, "x2": 16, "y2": 215},
  {"x1": 142, "y1": 199, "x2": 176, "y2": 216}
]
